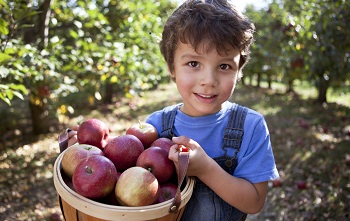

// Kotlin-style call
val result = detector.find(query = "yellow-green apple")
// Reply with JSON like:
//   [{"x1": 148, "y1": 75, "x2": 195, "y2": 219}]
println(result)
[
  {"x1": 61, "y1": 144, "x2": 104, "y2": 178},
  {"x1": 136, "y1": 146, "x2": 175, "y2": 183},
  {"x1": 72, "y1": 155, "x2": 117, "y2": 199},
  {"x1": 126, "y1": 121, "x2": 158, "y2": 148},
  {"x1": 150, "y1": 137, "x2": 174, "y2": 154},
  {"x1": 115, "y1": 166, "x2": 160, "y2": 206},
  {"x1": 158, "y1": 182, "x2": 177, "y2": 203},
  {"x1": 77, "y1": 118, "x2": 109, "y2": 149},
  {"x1": 103, "y1": 134, "x2": 144, "y2": 171}
]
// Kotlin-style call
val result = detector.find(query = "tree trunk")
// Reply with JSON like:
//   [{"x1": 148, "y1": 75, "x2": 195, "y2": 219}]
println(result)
[
  {"x1": 38, "y1": 0, "x2": 52, "y2": 49},
  {"x1": 104, "y1": 82, "x2": 114, "y2": 103},
  {"x1": 267, "y1": 75, "x2": 272, "y2": 89},
  {"x1": 29, "y1": 96, "x2": 50, "y2": 134},
  {"x1": 249, "y1": 76, "x2": 253, "y2": 86},
  {"x1": 25, "y1": 0, "x2": 56, "y2": 134},
  {"x1": 256, "y1": 73, "x2": 261, "y2": 87},
  {"x1": 287, "y1": 79, "x2": 294, "y2": 93},
  {"x1": 316, "y1": 75, "x2": 329, "y2": 103},
  {"x1": 240, "y1": 76, "x2": 245, "y2": 85}
]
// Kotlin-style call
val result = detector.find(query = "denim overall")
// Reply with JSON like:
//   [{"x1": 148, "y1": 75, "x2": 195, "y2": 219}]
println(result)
[{"x1": 161, "y1": 103, "x2": 248, "y2": 221}]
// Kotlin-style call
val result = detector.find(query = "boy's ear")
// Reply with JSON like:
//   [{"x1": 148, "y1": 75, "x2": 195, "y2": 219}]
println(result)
[{"x1": 168, "y1": 65, "x2": 176, "y2": 79}]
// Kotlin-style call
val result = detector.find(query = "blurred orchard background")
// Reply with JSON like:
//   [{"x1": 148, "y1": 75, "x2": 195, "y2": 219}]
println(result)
[{"x1": 0, "y1": 0, "x2": 349, "y2": 220}]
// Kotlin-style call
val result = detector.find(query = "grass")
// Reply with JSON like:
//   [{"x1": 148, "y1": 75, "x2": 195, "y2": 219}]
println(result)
[{"x1": 0, "y1": 82, "x2": 349, "y2": 221}]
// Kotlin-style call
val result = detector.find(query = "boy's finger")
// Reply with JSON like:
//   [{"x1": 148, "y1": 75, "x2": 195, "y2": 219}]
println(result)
[
  {"x1": 72, "y1": 124, "x2": 80, "y2": 131},
  {"x1": 168, "y1": 144, "x2": 180, "y2": 162}
]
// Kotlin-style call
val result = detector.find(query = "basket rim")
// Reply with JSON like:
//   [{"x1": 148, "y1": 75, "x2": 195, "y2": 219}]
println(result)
[{"x1": 53, "y1": 150, "x2": 195, "y2": 220}]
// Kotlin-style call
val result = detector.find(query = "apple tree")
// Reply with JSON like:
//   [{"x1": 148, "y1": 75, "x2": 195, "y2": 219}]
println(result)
[
  {"x1": 244, "y1": 3, "x2": 286, "y2": 88},
  {"x1": 281, "y1": 0, "x2": 350, "y2": 103},
  {"x1": 0, "y1": 0, "x2": 176, "y2": 134}
]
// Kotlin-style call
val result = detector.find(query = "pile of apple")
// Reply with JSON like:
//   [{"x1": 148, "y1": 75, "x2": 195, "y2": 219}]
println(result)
[{"x1": 61, "y1": 118, "x2": 180, "y2": 207}]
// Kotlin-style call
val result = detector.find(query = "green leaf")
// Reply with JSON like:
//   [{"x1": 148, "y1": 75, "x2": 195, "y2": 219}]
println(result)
[
  {"x1": 6, "y1": 90, "x2": 13, "y2": 100},
  {"x1": 0, "y1": 18, "x2": 9, "y2": 35},
  {"x1": 0, "y1": 53, "x2": 12, "y2": 63},
  {"x1": 9, "y1": 84, "x2": 28, "y2": 94},
  {"x1": 0, "y1": 0, "x2": 10, "y2": 11},
  {"x1": 0, "y1": 93, "x2": 11, "y2": 105},
  {"x1": 18, "y1": 24, "x2": 35, "y2": 30},
  {"x1": 69, "y1": 30, "x2": 78, "y2": 39},
  {"x1": 12, "y1": 90, "x2": 25, "y2": 100}
]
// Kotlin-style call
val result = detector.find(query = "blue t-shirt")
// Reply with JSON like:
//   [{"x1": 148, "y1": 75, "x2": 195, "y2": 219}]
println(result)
[{"x1": 146, "y1": 101, "x2": 279, "y2": 184}]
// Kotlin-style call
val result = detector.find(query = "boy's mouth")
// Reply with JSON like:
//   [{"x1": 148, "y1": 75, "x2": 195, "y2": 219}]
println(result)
[
  {"x1": 196, "y1": 93, "x2": 215, "y2": 98},
  {"x1": 195, "y1": 93, "x2": 217, "y2": 100}
]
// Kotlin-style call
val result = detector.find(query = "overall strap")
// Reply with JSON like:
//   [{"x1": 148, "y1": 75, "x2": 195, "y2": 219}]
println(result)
[
  {"x1": 160, "y1": 105, "x2": 180, "y2": 139},
  {"x1": 222, "y1": 103, "x2": 248, "y2": 167}
]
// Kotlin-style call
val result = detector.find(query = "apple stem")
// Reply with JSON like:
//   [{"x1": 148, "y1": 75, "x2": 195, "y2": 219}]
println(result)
[
  {"x1": 138, "y1": 120, "x2": 143, "y2": 129},
  {"x1": 85, "y1": 166, "x2": 93, "y2": 174}
]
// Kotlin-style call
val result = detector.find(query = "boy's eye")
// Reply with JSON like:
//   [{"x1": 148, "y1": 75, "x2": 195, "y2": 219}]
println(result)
[
  {"x1": 188, "y1": 61, "x2": 199, "y2": 67},
  {"x1": 219, "y1": 64, "x2": 231, "y2": 70}
]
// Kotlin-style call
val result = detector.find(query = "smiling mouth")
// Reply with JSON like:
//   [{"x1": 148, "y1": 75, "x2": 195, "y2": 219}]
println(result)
[{"x1": 196, "y1": 93, "x2": 216, "y2": 99}]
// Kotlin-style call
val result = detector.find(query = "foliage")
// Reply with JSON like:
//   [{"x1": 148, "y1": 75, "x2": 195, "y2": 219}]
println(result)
[
  {"x1": 0, "y1": 0, "x2": 176, "y2": 107},
  {"x1": 244, "y1": 0, "x2": 350, "y2": 102}
]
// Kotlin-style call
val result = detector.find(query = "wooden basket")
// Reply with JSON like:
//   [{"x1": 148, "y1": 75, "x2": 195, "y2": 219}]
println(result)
[{"x1": 53, "y1": 151, "x2": 195, "y2": 221}]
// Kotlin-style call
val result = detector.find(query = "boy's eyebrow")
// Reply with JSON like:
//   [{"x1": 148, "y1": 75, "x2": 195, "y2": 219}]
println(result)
[
  {"x1": 180, "y1": 53, "x2": 202, "y2": 60},
  {"x1": 181, "y1": 53, "x2": 237, "y2": 62}
]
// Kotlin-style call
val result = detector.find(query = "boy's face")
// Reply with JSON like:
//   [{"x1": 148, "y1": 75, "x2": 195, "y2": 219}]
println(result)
[{"x1": 170, "y1": 41, "x2": 240, "y2": 117}]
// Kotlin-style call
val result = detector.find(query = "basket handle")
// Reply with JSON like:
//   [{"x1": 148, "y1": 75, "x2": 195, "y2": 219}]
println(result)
[
  {"x1": 58, "y1": 128, "x2": 71, "y2": 153},
  {"x1": 169, "y1": 151, "x2": 190, "y2": 213}
]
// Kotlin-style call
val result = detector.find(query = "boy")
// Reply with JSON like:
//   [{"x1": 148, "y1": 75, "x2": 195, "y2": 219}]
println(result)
[{"x1": 145, "y1": 0, "x2": 279, "y2": 220}]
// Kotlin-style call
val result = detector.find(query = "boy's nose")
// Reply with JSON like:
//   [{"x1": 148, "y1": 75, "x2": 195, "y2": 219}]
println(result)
[{"x1": 200, "y1": 69, "x2": 218, "y2": 87}]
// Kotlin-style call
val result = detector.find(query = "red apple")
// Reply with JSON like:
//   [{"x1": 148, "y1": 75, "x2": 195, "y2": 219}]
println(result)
[
  {"x1": 103, "y1": 134, "x2": 144, "y2": 171},
  {"x1": 272, "y1": 178, "x2": 282, "y2": 187},
  {"x1": 72, "y1": 155, "x2": 117, "y2": 199},
  {"x1": 345, "y1": 154, "x2": 350, "y2": 165},
  {"x1": 61, "y1": 144, "x2": 104, "y2": 178},
  {"x1": 297, "y1": 180, "x2": 307, "y2": 190},
  {"x1": 116, "y1": 167, "x2": 160, "y2": 206},
  {"x1": 136, "y1": 146, "x2": 175, "y2": 183},
  {"x1": 150, "y1": 137, "x2": 174, "y2": 153},
  {"x1": 77, "y1": 118, "x2": 109, "y2": 149},
  {"x1": 180, "y1": 145, "x2": 189, "y2": 152},
  {"x1": 116, "y1": 171, "x2": 122, "y2": 182},
  {"x1": 126, "y1": 121, "x2": 158, "y2": 148},
  {"x1": 158, "y1": 182, "x2": 177, "y2": 203}
]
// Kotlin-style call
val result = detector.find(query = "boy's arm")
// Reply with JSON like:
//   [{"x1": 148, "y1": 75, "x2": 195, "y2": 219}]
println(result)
[
  {"x1": 170, "y1": 136, "x2": 268, "y2": 214},
  {"x1": 198, "y1": 156, "x2": 268, "y2": 214}
]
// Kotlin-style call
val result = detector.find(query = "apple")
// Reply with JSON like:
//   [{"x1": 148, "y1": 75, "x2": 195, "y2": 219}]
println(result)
[
  {"x1": 158, "y1": 182, "x2": 177, "y2": 203},
  {"x1": 103, "y1": 134, "x2": 144, "y2": 171},
  {"x1": 297, "y1": 180, "x2": 307, "y2": 190},
  {"x1": 136, "y1": 146, "x2": 175, "y2": 183},
  {"x1": 72, "y1": 155, "x2": 117, "y2": 199},
  {"x1": 272, "y1": 178, "x2": 282, "y2": 187},
  {"x1": 77, "y1": 118, "x2": 109, "y2": 149},
  {"x1": 116, "y1": 167, "x2": 160, "y2": 207},
  {"x1": 126, "y1": 121, "x2": 158, "y2": 148},
  {"x1": 150, "y1": 137, "x2": 174, "y2": 153},
  {"x1": 61, "y1": 144, "x2": 104, "y2": 178},
  {"x1": 345, "y1": 154, "x2": 350, "y2": 165},
  {"x1": 180, "y1": 145, "x2": 189, "y2": 152}
]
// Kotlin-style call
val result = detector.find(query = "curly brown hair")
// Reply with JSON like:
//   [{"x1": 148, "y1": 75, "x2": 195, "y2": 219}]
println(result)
[{"x1": 160, "y1": 0, "x2": 255, "y2": 77}]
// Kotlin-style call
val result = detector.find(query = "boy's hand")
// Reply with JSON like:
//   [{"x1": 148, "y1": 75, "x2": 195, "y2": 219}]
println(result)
[
  {"x1": 169, "y1": 136, "x2": 211, "y2": 177},
  {"x1": 67, "y1": 124, "x2": 79, "y2": 147}
]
